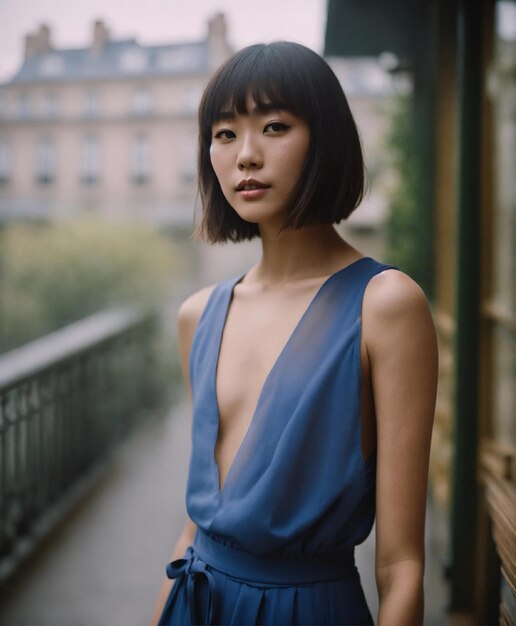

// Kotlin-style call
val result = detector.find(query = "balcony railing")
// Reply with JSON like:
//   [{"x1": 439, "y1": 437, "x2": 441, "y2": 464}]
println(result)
[{"x1": 0, "y1": 306, "x2": 163, "y2": 584}]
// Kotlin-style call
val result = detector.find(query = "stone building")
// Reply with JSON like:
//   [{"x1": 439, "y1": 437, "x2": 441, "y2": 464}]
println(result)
[
  {"x1": 0, "y1": 14, "x2": 232, "y2": 226},
  {"x1": 0, "y1": 17, "x2": 401, "y2": 285}
]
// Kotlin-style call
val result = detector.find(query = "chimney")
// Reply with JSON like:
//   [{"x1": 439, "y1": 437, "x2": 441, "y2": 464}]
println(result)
[
  {"x1": 24, "y1": 33, "x2": 38, "y2": 60},
  {"x1": 93, "y1": 20, "x2": 109, "y2": 53},
  {"x1": 207, "y1": 13, "x2": 231, "y2": 70},
  {"x1": 208, "y1": 12, "x2": 226, "y2": 42},
  {"x1": 24, "y1": 24, "x2": 52, "y2": 60},
  {"x1": 38, "y1": 24, "x2": 52, "y2": 53}
]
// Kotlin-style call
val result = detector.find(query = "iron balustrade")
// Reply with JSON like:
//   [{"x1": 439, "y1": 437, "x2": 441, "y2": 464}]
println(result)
[{"x1": 0, "y1": 307, "x2": 162, "y2": 584}]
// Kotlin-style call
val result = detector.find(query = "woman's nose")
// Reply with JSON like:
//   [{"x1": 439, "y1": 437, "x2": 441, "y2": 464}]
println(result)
[{"x1": 237, "y1": 135, "x2": 263, "y2": 170}]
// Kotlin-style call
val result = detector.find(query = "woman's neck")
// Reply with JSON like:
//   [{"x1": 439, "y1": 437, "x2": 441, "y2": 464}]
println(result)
[{"x1": 249, "y1": 222, "x2": 361, "y2": 286}]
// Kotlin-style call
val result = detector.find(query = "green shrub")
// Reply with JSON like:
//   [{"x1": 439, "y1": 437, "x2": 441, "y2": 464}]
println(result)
[
  {"x1": 0, "y1": 217, "x2": 183, "y2": 352},
  {"x1": 385, "y1": 93, "x2": 428, "y2": 287}
]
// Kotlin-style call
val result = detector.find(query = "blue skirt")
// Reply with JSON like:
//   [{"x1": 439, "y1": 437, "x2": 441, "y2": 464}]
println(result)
[{"x1": 158, "y1": 531, "x2": 373, "y2": 626}]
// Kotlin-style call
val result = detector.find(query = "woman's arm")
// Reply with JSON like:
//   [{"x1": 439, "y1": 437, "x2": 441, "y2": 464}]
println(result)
[
  {"x1": 149, "y1": 519, "x2": 196, "y2": 625},
  {"x1": 363, "y1": 270, "x2": 438, "y2": 626},
  {"x1": 149, "y1": 285, "x2": 215, "y2": 625}
]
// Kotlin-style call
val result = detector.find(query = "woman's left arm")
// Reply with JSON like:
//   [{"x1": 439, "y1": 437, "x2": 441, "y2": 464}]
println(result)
[{"x1": 363, "y1": 270, "x2": 438, "y2": 626}]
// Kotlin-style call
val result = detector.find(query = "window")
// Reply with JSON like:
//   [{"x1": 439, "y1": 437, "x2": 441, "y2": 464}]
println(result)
[
  {"x1": 42, "y1": 92, "x2": 59, "y2": 118},
  {"x1": 80, "y1": 135, "x2": 100, "y2": 185},
  {"x1": 39, "y1": 54, "x2": 65, "y2": 77},
  {"x1": 36, "y1": 136, "x2": 55, "y2": 185},
  {"x1": 130, "y1": 134, "x2": 150, "y2": 184},
  {"x1": 17, "y1": 93, "x2": 31, "y2": 119},
  {"x1": 158, "y1": 47, "x2": 203, "y2": 72},
  {"x1": 0, "y1": 139, "x2": 11, "y2": 184},
  {"x1": 120, "y1": 48, "x2": 147, "y2": 73},
  {"x1": 181, "y1": 85, "x2": 203, "y2": 113},
  {"x1": 179, "y1": 137, "x2": 196, "y2": 183},
  {"x1": 83, "y1": 90, "x2": 100, "y2": 118},
  {"x1": 131, "y1": 87, "x2": 153, "y2": 116}
]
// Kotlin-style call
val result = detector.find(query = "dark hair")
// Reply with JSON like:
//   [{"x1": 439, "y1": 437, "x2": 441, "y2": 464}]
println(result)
[{"x1": 196, "y1": 41, "x2": 364, "y2": 243}]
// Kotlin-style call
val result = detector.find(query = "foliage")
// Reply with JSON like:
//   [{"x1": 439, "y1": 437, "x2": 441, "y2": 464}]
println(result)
[
  {"x1": 0, "y1": 217, "x2": 183, "y2": 352},
  {"x1": 385, "y1": 93, "x2": 427, "y2": 287}
]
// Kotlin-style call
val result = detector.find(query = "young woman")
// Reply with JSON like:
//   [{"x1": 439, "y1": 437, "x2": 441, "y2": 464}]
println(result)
[{"x1": 152, "y1": 42, "x2": 438, "y2": 626}]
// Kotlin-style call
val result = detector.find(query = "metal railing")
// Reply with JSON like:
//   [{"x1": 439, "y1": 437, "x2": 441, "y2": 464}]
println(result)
[{"x1": 0, "y1": 307, "x2": 162, "y2": 583}]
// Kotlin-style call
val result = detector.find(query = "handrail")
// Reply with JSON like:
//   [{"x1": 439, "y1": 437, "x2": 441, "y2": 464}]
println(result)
[
  {"x1": 0, "y1": 307, "x2": 149, "y2": 389},
  {"x1": 0, "y1": 306, "x2": 163, "y2": 585}
]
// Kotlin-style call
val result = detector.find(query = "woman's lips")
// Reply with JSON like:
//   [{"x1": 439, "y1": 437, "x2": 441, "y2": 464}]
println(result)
[
  {"x1": 235, "y1": 179, "x2": 270, "y2": 200},
  {"x1": 237, "y1": 187, "x2": 270, "y2": 200}
]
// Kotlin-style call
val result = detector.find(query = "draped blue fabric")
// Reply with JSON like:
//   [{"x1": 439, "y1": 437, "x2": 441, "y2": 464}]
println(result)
[{"x1": 159, "y1": 257, "x2": 397, "y2": 626}]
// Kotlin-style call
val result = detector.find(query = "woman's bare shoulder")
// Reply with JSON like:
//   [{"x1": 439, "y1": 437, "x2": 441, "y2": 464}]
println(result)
[
  {"x1": 363, "y1": 268, "x2": 430, "y2": 321},
  {"x1": 175, "y1": 285, "x2": 218, "y2": 393},
  {"x1": 177, "y1": 284, "x2": 217, "y2": 336},
  {"x1": 361, "y1": 268, "x2": 436, "y2": 351}
]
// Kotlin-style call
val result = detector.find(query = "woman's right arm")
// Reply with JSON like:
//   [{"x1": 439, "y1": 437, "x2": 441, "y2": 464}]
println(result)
[
  {"x1": 149, "y1": 519, "x2": 196, "y2": 625},
  {"x1": 149, "y1": 285, "x2": 215, "y2": 625}
]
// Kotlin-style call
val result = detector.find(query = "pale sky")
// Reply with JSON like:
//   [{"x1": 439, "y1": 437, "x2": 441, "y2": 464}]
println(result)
[{"x1": 0, "y1": 0, "x2": 327, "y2": 82}]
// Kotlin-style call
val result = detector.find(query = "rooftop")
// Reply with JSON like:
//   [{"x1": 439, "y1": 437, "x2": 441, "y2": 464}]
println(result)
[{"x1": 5, "y1": 17, "x2": 227, "y2": 85}]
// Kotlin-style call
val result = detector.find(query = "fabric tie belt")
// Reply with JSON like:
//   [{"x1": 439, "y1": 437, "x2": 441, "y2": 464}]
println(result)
[
  {"x1": 164, "y1": 530, "x2": 357, "y2": 625},
  {"x1": 165, "y1": 545, "x2": 217, "y2": 625}
]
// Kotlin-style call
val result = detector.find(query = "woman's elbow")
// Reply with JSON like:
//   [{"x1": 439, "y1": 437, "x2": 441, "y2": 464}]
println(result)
[{"x1": 376, "y1": 559, "x2": 424, "y2": 626}]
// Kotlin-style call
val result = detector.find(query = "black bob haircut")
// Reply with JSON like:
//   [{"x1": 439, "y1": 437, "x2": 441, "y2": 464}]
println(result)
[{"x1": 196, "y1": 41, "x2": 364, "y2": 243}]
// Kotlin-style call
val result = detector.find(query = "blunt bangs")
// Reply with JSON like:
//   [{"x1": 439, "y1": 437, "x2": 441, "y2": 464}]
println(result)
[
  {"x1": 200, "y1": 44, "x2": 309, "y2": 137},
  {"x1": 196, "y1": 42, "x2": 365, "y2": 243}
]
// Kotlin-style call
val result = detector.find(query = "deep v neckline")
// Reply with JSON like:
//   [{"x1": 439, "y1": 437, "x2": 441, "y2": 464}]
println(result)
[{"x1": 213, "y1": 256, "x2": 371, "y2": 495}]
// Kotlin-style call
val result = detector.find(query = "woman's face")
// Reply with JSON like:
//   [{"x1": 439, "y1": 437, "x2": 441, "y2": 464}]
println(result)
[{"x1": 209, "y1": 102, "x2": 310, "y2": 227}]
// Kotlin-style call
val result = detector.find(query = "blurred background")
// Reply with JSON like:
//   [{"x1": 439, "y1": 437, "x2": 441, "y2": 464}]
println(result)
[{"x1": 0, "y1": 1, "x2": 514, "y2": 624}]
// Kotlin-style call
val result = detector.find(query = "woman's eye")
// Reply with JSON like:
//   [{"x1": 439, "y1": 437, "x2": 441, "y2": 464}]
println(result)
[
  {"x1": 264, "y1": 122, "x2": 290, "y2": 134},
  {"x1": 213, "y1": 129, "x2": 236, "y2": 141}
]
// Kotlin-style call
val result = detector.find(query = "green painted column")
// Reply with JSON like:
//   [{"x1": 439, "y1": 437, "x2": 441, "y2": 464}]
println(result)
[{"x1": 450, "y1": 0, "x2": 484, "y2": 610}]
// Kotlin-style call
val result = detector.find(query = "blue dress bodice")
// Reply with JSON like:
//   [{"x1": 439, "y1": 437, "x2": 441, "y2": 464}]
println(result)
[
  {"x1": 187, "y1": 257, "x2": 395, "y2": 559},
  {"x1": 159, "y1": 256, "x2": 398, "y2": 626}
]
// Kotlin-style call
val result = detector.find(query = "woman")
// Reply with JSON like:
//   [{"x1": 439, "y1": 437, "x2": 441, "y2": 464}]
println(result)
[{"x1": 152, "y1": 41, "x2": 437, "y2": 626}]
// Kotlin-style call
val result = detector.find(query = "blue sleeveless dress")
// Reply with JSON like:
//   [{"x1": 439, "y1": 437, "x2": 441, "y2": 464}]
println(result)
[{"x1": 158, "y1": 256, "x2": 396, "y2": 626}]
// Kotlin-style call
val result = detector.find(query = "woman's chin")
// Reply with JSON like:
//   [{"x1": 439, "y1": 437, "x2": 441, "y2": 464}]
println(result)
[{"x1": 233, "y1": 207, "x2": 286, "y2": 228}]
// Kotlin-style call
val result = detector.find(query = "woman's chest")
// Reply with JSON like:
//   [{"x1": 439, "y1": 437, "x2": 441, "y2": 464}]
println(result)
[{"x1": 215, "y1": 285, "x2": 323, "y2": 424}]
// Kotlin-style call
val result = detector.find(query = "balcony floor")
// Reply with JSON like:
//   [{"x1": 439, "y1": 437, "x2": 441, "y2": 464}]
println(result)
[{"x1": 0, "y1": 398, "x2": 448, "y2": 625}]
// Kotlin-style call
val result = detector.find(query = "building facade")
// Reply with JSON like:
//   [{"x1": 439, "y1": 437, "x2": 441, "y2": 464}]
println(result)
[{"x1": 0, "y1": 15, "x2": 231, "y2": 226}]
